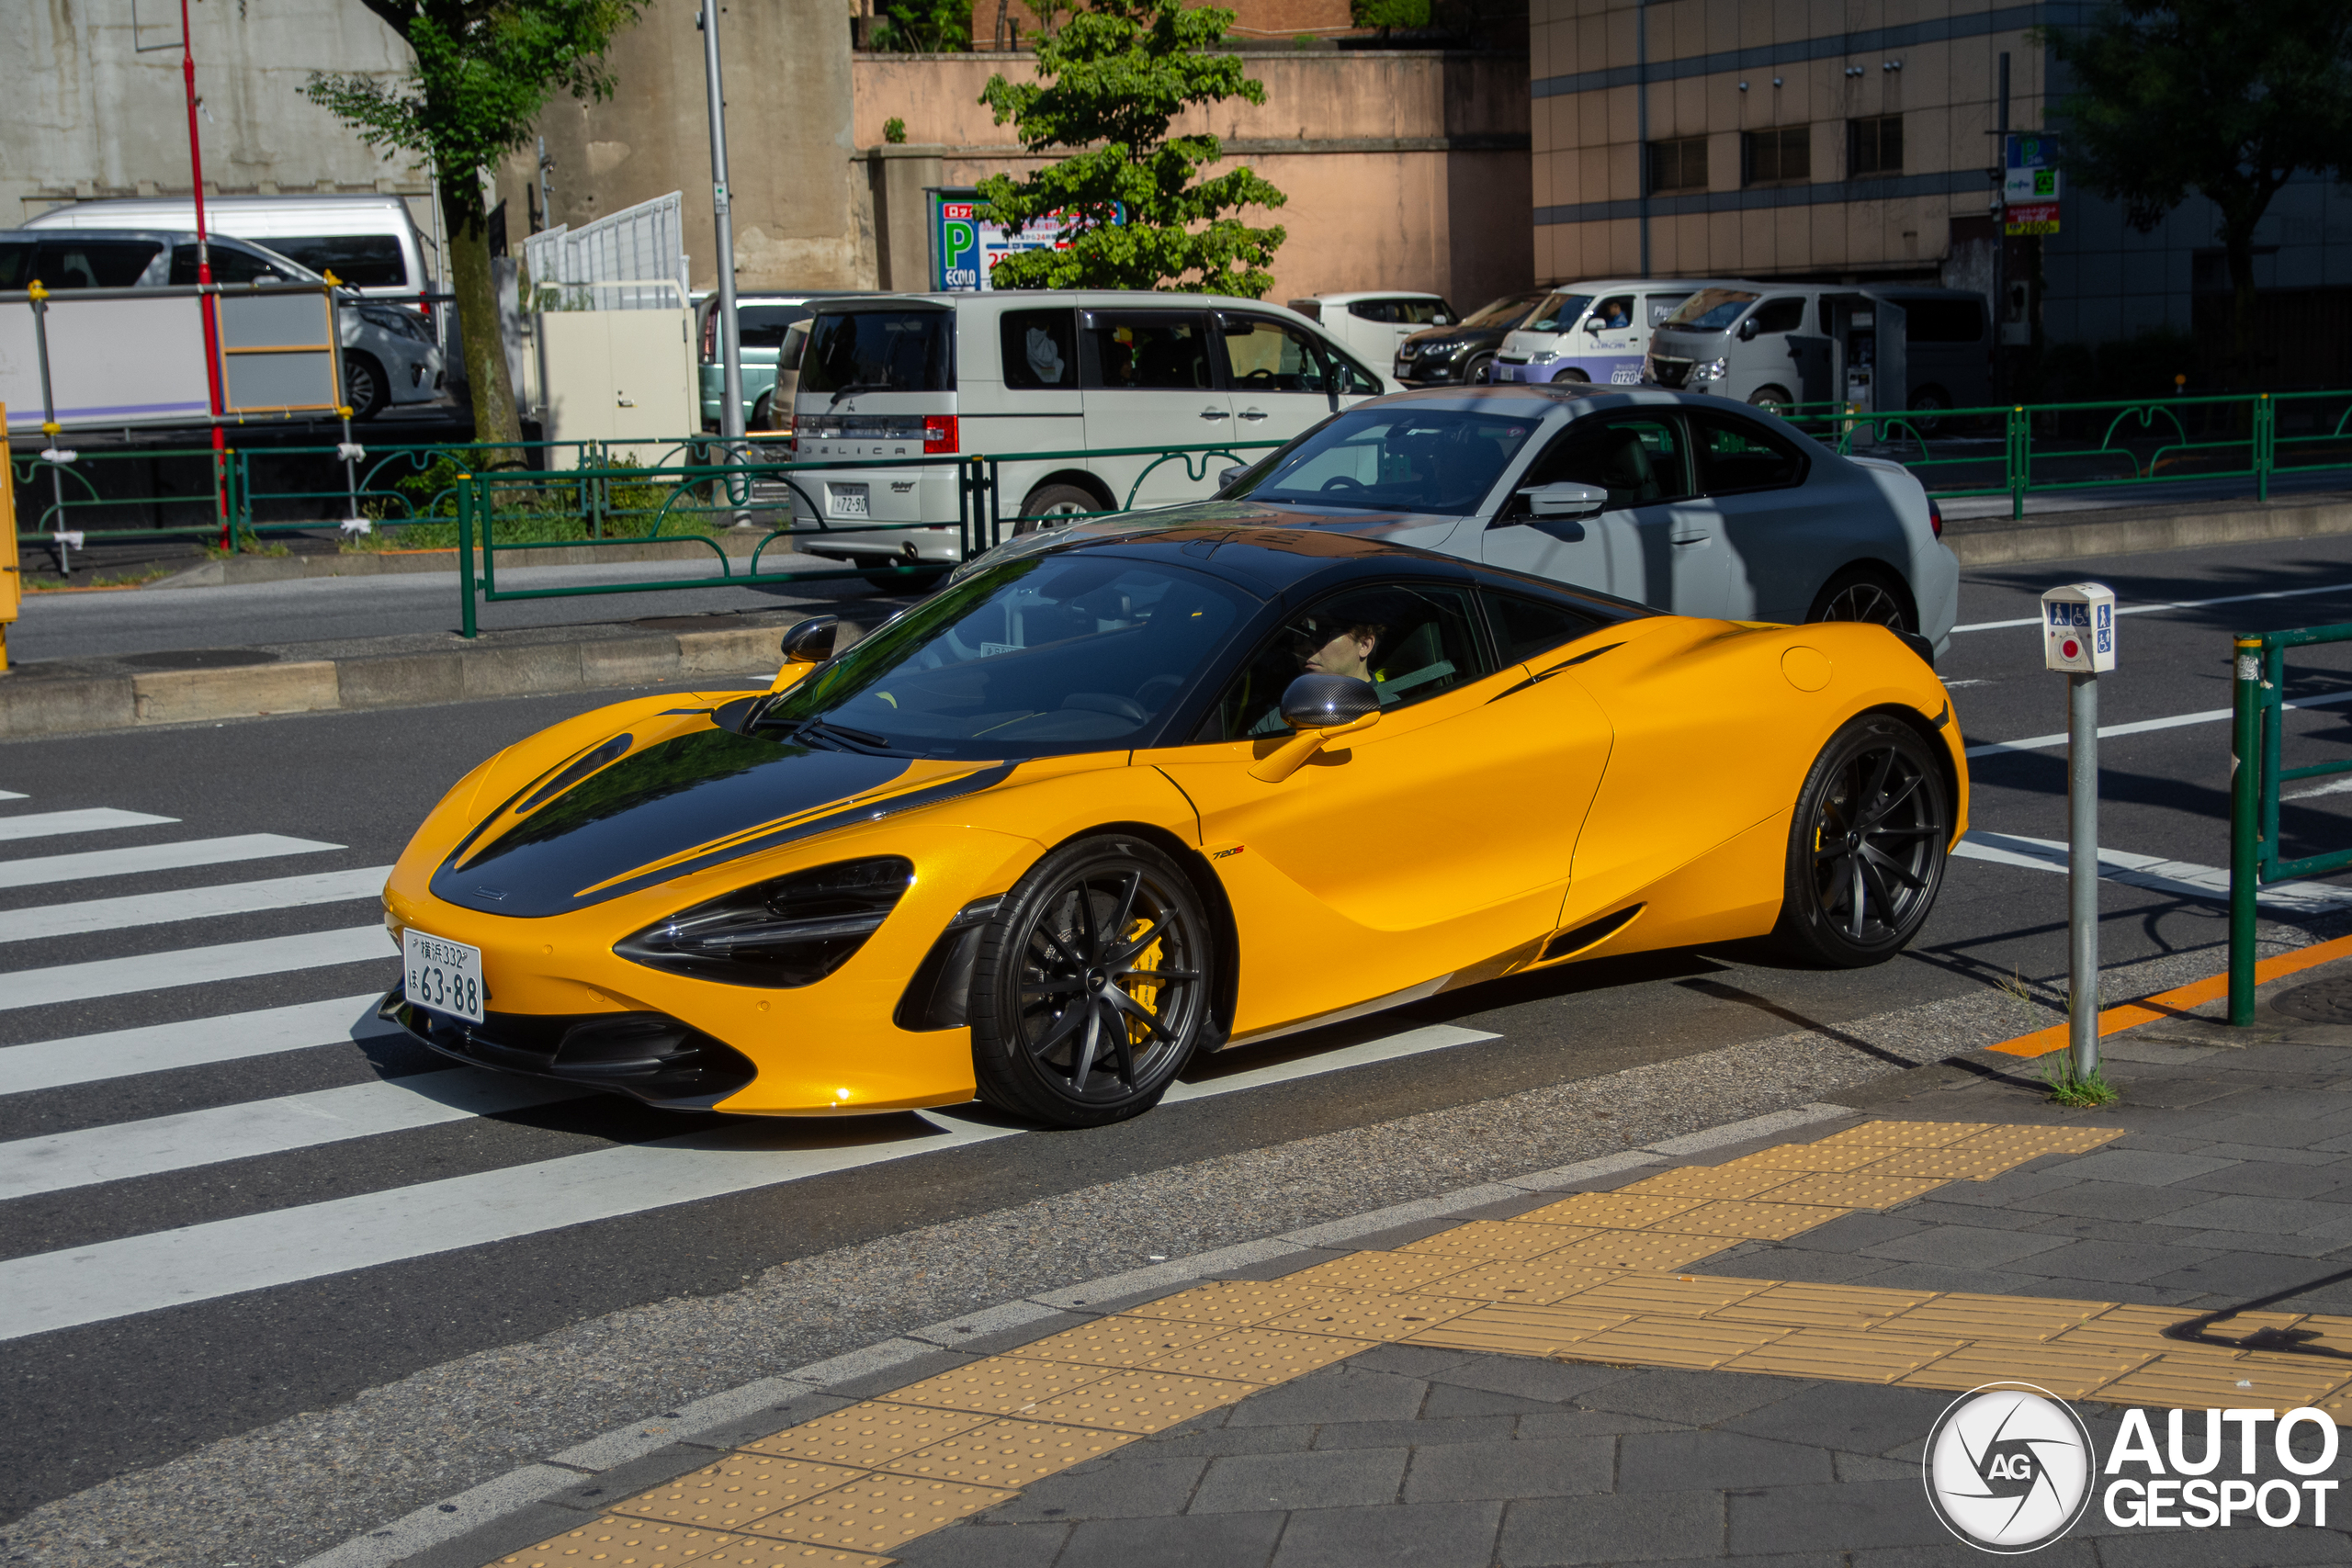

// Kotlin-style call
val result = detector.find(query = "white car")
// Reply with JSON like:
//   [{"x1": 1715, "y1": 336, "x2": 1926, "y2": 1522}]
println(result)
[{"x1": 1287, "y1": 290, "x2": 1456, "y2": 370}]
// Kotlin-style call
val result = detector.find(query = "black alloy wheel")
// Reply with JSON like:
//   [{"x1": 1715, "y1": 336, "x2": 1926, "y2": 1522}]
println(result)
[
  {"x1": 1778, "y1": 714, "x2": 1949, "y2": 966},
  {"x1": 969, "y1": 838, "x2": 1213, "y2": 1127},
  {"x1": 1464, "y1": 352, "x2": 1495, "y2": 385},
  {"x1": 1807, "y1": 569, "x2": 1915, "y2": 632},
  {"x1": 344, "y1": 351, "x2": 389, "y2": 420}
]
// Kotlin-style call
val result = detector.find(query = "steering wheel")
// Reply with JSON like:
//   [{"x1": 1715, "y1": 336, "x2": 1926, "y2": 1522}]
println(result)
[
  {"x1": 1238, "y1": 368, "x2": 1277, "y2": 388},
  {"x1": 1319, "y1": 476, "x2": 1368, "y2": 495},
  {"x1": 1133, "y1": 672, "x2": 1184, "y2": 712}
]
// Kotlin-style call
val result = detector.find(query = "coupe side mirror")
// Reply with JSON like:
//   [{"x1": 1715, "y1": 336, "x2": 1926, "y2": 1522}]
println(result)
[
  {"x1": 1737, "y1": 318, "x2": 1760, "y2": 341},
  {"x1": 1252, "y1": 674, "x2": 1382, "y2": 783},
  {"x1": 780, "y1": 615, "x2": 839, "y2": 663}
]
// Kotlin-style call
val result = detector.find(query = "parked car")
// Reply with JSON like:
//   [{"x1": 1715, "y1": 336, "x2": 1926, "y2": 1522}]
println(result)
[
  {"x1": 967, "y1": 384, "x2": 1959, "y2": 657},
  {"x1": 379, "y1": 526, "x2": 1962, "y2": 1127},
  {"x1": 0, "y1": 229, "x2": 444, "y2": 420},
  {"x1": 694, "y1": 291, "x2": 859, "y2": 434},
  {"x1": 1643, "y1": 284, "x2": 1992, "y2": 419},
  {"x1": 1491, "y1": 279, "x2": 1758, "y2": 388},
  {"x1": 1286, "y1": 291, "x2": 1456, "y2": 370},
  {"x1": 787, "y1": 291, "x2": 1396, "y2": 587},
  {"x1": 1392, "y1": 289, "x2": 1549, "y2": 388}
]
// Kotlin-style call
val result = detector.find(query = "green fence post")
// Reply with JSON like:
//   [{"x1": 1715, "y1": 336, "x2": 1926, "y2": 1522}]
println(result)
[
  {"x1": 2257, "y1": 394, "x2": 2274, "y2": 502},
  {"x1": 2008, "y1": 405, "x2": 2029, "y2": 520},
  {"x1": 2229, "y1": 634, "x2": 2264, "y2": 1023},
  {"x1": 457, "y1": 468, "x2": 479, "y2": 639}
]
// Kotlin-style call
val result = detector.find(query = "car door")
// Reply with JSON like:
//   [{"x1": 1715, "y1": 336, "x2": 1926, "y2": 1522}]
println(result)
[
  {"x1": 1139, "y1": 581, "x2": 1612, "y2": 1039},
  {"x1": 1688, "y1": 406, "x2": 1852, "y2": 623},
  {"x1": 1214, "y1": 312, "x2": 1356, "y2": 449},
  {"x1": 1730, "y1": 296, "x2": 1811, "y2": 406},
  {"x1": 1079, "y1": 308, "x2": 1231, "y2": 508},
  {"x1": 1483, "y1": 412, "x2": 1728, "y2": 617},
  {"x1": 1571, "y1": 292, "x2": 1641, "y2": 384}
]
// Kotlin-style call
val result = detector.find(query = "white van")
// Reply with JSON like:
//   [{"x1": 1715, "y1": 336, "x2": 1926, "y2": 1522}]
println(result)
[
  {"x1": 1644, "y1": 283, "x2": 1993, "y2": 418},
  {"x1": 787, "y1": 291, "x2": 1394, "y2": 581},
  {"x1": 1489, "y1": 278, "x2": 1761, "y2": 388},
  {"x1": 1286, "y1": 291, "x2": 1455, "y2": 369},
  {"x1": 27, "y1": 196, "x2": 434, "y2": 314}
]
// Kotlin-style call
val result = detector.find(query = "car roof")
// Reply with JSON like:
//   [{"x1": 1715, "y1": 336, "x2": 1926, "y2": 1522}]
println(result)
[
  {"x1": 808, "y1": 290, "x2": 1314, "y2": 313},
  {"x1": 1542, "y1": 277, "x2": 1763, "y2": 295},
  {"x1": 1294, "y1": 290, "x2": 1442, "y2": 303}
]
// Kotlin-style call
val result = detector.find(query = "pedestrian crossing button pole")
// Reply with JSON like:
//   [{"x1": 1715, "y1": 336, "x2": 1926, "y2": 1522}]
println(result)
[{"x1": 2042, "y1": 582, "x2": 2116, "y2": 1081}]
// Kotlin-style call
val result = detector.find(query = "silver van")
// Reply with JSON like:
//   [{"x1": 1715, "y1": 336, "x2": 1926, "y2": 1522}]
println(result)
[
  {"x1": 1489, "y1": 278, "x2": 1758, "y2": 388},
  {"x1": 27, "y1": 195, "x2": 433, "y2": 315},
  {"x1": 1644, "y1": 284, "x2": 1992, "y2": 420},
  {"x1": 788, "y1": 291, "x2": 1394, "y2": 584}
]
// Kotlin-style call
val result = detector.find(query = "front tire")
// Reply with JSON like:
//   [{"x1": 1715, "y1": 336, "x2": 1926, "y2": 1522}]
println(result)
[
  {"x1": 969, "y1": 837, "x2": 1214, "y2": 1128},
  {"x1": 344, "y1": 351, "x2": 389, "y2": 420},
  {"x1": 1748, "y1": 384, "x2": 1793, "y2": 415},
  {"x1": 1464, "y1": 352, "x2": 1495, "y2": 385},
  {"x1": 1777, "y1": 715, "x2": 1949, "y2": 967}
]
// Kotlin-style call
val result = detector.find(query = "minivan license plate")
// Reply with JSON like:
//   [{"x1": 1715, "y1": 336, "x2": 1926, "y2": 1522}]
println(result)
[
  {"x1": 831, "y1": 484, "x2": 870, "y2": 518},
  {"x1": 404, "y1": 929, "x2": 484, "y2": 1023}
]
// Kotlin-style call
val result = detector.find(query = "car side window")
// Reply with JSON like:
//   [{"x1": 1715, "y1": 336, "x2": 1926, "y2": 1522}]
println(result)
[
  {"x1": 1216, "y1": 315, "x2": 1330, "y2": 394},
  {"x1": 1590, "y1": 294, "x2": 1635, "y2": 331},
  {"x1": 1393, "y1": 299, "x2": 1447, "y2": 325},
  {"x1": 1748, "y1": 297, "x2": 1806, "y2": 334},
  {"x1": 1485, "y1": 592, "x2": 1604, "y2": 662},
  {"x1": 1690, "y1": 412, "x2": 1807, "y2": 494},
  {"x1": 0, "y1": 243, "x2": 32, "y2": 289},
  {"x1": 1520, "y1": 416, "x2": 1694, "y2": 507},
  {"x1": 1193, "y1": 583, "x2": 1491, "y2": 741},
  {"x1": 1001, "y1": 307, "x2": 1077, "y2": 390},
  {"x1": 1326, "y1": 348, "x2": 1381, "y2": 397},
  {"x1": 39, "y1": 240, "x2": 164, "y2": 288},
  {"x1": 170, "y1": 243, "x2": 282, "y2": 286},
  {"x1": 1080, "y1": 311, "x2": 1212, "y2": 391},
  {"x1": 1346, "y1": 299, "x2": 1395, "y2": 323}
]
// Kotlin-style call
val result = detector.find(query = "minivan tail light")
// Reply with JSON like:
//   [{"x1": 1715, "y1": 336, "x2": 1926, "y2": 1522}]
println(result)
[
  {"x1": 1928, "y1": 497, "x2": 1944, "y2": 539},
  {"x1": 922, "y1": 414, "x2": 958, "y2": 454}
]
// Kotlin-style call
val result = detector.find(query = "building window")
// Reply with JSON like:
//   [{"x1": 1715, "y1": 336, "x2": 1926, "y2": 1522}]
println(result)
[
  {"x1": 1742, "y1": 127, "x2": 1810, "y2": 186},
  {"x1": 1647, "y1": 137, "x2": 1709, "y2": 194},
  {"x1": 1849, "y1": 116, "x2": 1903, "y2": 177}
]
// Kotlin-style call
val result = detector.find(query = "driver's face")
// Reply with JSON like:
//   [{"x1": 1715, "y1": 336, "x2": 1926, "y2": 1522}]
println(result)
[{"x1": 1298, "y1": 625, "x2": 1378, "y2": 681}]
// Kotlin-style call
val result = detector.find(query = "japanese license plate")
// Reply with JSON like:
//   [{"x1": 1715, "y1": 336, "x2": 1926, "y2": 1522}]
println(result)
[
  {"x1": 404, "y1": 929, "x2": 484, "y2": 1023},
  {"x1": 830, "y1": 484, "x2": 870, "y2": 517}
]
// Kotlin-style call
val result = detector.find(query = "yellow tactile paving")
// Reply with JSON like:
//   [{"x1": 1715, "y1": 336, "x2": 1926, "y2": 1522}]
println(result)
[
  {"x1": 1121, "y1": 1280, "x2": 1361, "y2": 1326},
  {"x1": 1558, "y1": 1271, "x2": 1774, "y2": 1315},
  {"x1": 1258, "y1": 1290, "x2": 1480, "y2": 1341},
  {"x1": 1748, "y1": 1171, "x2": 1947, "y2": 1210},
  {"x1": 1017, "y1": 1369, "x2": 1261, "y2": 1433},
  {"x1": 880, "y1": 1416, "x2": 1136, "y2": 1486},
  {"x1": 738, "y1": 1472, "x2": 1016, "y2": 1553},
  {"x1": 1724, "y1": 1328, "x2": 1971, "y2": 1384},
  {"x1": 2093, "y1": 1356, "x2": 2352, "y2": 1411},
  {"x1": 1811, "y1": 1121, "x2": 1995, "y2": 1149},
  {"x1": 1401, "y1": 1302, "x2": 1634, "y2": 1356},
  {"x1": 999, "y1": 1314, "x2": 1232, "y2": 1369},
  {"x1": 684, "y1": 1540, "x2": 896, "y2": 1567},
  {"x1": 1140, "y1": 1326, "x2": 1368, "y2": 1383},
  {"x1": 1644, "y1": 1200, "x2": 1851, "y2": 1241},
  {"x1": 1876, "y1": 1291, "x2": 2109, "y2": 1344},
  {"x1": 745, "y1": 1403, "x2": 994, "y2": 1466},
  {"x1": 1898, "y1": 1341, "x2": 2159, "y2": 1400},
  {"x1": 1569, "y1": 1314, "x2": 1794, "y2": 1370},
  {"x1": 1416, "y1": 1258, "x2": 1626, "y2": 1305},
  {"x1": 1516, "y1": 1191, "x2": 1711, "y2": 1229},
  {"x1": 1714, "y1": 1144, "x2": 1892, "y2": 1173},
  {"x1": 1277, "y1": 1249, "x2": 1483, "y2": 1293},
  {"x1": 1398, "y1": 1220, "x2": 1598, "y2": 1259},
  {"x1": 1542, "y1": 1229, "x2": 1746, "y2": 1273},
  {"x1": 2050, "y1": 1304, "x2": 2290, "y2": 1352},
  {"x1": 1615, "y1": 1166, "x2": 1808, "y2": 1201},
  {"x1": 876, "y1": 1359, "x2": 1111, "y2": 1417},
  {"x1": 607, "y1": 1456, "x2": 868, "y2": 1532},
  {"x1": 1711, "y1": 1280, "x2": 1939, "y2": 1330},
  {"x1": 1854, "y1": 1145, "x2": 2048, "y2": 1181},
  {"x1": 493, "y1": 1520, "x2": 741, "y2": 1566}
]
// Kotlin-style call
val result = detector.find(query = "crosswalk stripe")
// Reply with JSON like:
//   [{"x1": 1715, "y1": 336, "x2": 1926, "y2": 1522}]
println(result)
[
  {"x1": 1164, "y1": 1023, "x2": 1501, "y2": 1102},
  {"x1": 0, "y1": 865, "x2": 391, "y2": 944},
  {"x1": 0, "y1": 994, "x2": 399, "y2": 1095},
  {"x1": 1955, "y1": 830, "x2": 2352, "y2": 913},
  {"x1": 0, "y1": 791, "x2": 25, "y2": 801},
  {"x1": 0, "y1": 1110, "x2": 1021, "y2": 1341},
  {"x1": 0, "y1": 925, "x2": 392, "y2": 1011},
  {"x1": 0, "y1": 808, "x2": 177, "y2": 842},
  {"x1": 0, "y1": 834, "x2": 343, "y2": 890},
  {"x1": 0, "y1": 1069, "x2": 581, "y2": 1199}
]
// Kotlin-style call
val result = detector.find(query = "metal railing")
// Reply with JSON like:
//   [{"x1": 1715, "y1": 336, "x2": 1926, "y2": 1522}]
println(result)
[{"x1": 2229, "y1": 622, "x2": 2352, "y2": 1021}]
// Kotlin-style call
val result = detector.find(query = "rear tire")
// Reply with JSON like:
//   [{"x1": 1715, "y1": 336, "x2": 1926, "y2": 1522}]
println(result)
[
  {"x1": 751, "y1": 390, "x2": 776, "y2": 431},
  {"x1": 1807, "y1": 568, "x2": 1915, "y2": 633},
  {"x1": 1776, "y1": 714, "x2": 1949, "y2": 967},
  {"x1": 969, "y1": 837, "x2": 1214, "y2": 1128},
  {"x1": 1907, "y1": 387, "x2": 1950, "y2": 438},
  {"x1": 859, "y1": 565, "x2": 946, "y2": 593},
  {"x1": 1553, "y1": 368, "x2": 1590, "y2": 386},
  {"x1": 344, "y1": 351, "x2": 390, "y2": 421},
  {"x1": 1013, "y1": 482, "x2": 1106, "y2": 537}
]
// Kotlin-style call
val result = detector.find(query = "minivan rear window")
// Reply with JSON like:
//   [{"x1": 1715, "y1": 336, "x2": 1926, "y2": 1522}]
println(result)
[
  {"x1": 1001, "y1": 308, "x2": 1076, "y2": 389},
  {"x1": 1663, "y1": 288, "x2": 1760, "y2": 332},
  {"x1": 262, "y1": 235, "x2": 409, "y2": 288},
  {"x1": 800, "y1": 309, "x2": 954, "y2": 396}
]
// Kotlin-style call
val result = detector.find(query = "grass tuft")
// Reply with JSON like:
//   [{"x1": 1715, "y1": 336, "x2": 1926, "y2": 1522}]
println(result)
[{"x1": 2039, "y1": 1049, "x2": 2120, "y2": 1109}]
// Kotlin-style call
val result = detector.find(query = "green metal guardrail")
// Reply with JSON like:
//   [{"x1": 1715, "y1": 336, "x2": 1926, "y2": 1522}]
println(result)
[{"x1": 2228, "y1": 622, "x2": 2352, "y2": 1022}]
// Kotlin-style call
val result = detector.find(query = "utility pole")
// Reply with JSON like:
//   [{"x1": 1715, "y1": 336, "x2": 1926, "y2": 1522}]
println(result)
[
  {"x1": 699, "y1": 0, "x2": 747, "y2": 521},
  {"x1": 179, "y1": 0, "x2": 231, "y2": 548}
]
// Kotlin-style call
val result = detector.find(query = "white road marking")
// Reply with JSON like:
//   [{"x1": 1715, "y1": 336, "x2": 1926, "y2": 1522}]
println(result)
[
  {"x1": 0, "y1": 1069, "x2": 582, "y2": 1198},
  {"x1": 0, "y1": 866, "x2": 391, "y2": 944},
  {"x1": 0, "y1": 808, "x2": 176, "y2": 842},
  {"x1": 0, "y1": 834, "x2": 342, "y2": 890},
  {"x1": 2286, "y1": 776, "x2": 2352, "y2": 802},
  {"x1": 1954, "y1": 830, "x2": 2352, "y2": 913},
  {"x1": 0, "y1": 1110, "x2": 1023, "y2": 1341},
  {"x1": 1963, "y1": 690, "x2": 2352, "y2": 758},
  {"x1": 0, "y1": 994, "x2": 400, "y2": 1095},
  {"x1": 0, "y1": 925, "x2": 392, "y2": 1010},
  {"x1": 1166, "y1": 1023, "x2": 1501, "y2": 1102},
  {"x1": 1953, "y1": 580, "x2": 2352, "y2": 634},
  {"x1": 0, "y1": 791, "x2": 25, "y2": 801}
]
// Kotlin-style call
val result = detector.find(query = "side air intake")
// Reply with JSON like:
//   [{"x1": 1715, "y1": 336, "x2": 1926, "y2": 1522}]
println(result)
[{"x1": 1540, "y1": 904, "x2": 1645, "y2": 963}]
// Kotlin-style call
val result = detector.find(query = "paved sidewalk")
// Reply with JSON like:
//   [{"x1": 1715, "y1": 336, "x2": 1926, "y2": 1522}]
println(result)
[{"x1": 398, "y1": 957, "x2": 2352, "y2": 1568}]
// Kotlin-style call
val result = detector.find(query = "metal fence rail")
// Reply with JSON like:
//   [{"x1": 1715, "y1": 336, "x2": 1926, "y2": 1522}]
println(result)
[{"x1": 2229, "y1": 621, "x2": 2352, "y2": 1021}]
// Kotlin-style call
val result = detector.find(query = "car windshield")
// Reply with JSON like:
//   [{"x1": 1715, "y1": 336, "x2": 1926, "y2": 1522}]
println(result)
[
  {"x1": 798, "y1": 308, "x2": 953, "y2": 396},
  {"x1": 1662, "y1": 288, "x2": 1760, "y2": 332},
  {"x1": 758, "y1": 555, "x2": 1255, "y2": 760},
  {"x1": 1461, "y1": 291, "x2": 1548, "y2": 329},
  {"x1": 1521, "y1": 293, "x2": 1591, "y2": 333},
  {"x1": 1226, "y1": 407, "x2": 1544, "y2": 516}
]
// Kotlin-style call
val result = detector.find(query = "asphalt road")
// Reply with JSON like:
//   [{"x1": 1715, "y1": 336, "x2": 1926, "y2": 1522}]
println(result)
[{"x1": 8, "y1": 531, "x2": 2352, "y2": 1529}]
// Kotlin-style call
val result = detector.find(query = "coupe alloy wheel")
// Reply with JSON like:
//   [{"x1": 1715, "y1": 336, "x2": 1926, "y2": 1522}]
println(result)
[
  {"x1": 1780, "y1": 716, "x2": 1948, "y2": 965},
  {"x1": 1818, "y1": 579, "x2": 1908, "y2": 627}
]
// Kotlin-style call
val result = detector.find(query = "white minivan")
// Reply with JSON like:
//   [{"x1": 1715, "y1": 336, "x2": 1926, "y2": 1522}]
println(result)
[
  {"x1": 1489, "y1": 278, "x2": 1761, "y2": 388},
  {"x1": 27, "y1": 196, "x2": 435, "y2": 315},
  {"x1": 787, "y1": 291, "x2": 1394, "y2": 582}
]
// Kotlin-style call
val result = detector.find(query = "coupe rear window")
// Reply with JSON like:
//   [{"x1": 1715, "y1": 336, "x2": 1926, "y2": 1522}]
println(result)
[
  {"x1": 799, "y1": 309, "x2": 954, "y2": 396},
  {"x1": 1662, "y1": 288, "x2": 1760, "y2": 332},
  {"x1": 261, "y1": 235, "x2": 409, "y2": 288},
  {"x1": 1227, "y1": 407, "x2": 1543, "y2": 516}
]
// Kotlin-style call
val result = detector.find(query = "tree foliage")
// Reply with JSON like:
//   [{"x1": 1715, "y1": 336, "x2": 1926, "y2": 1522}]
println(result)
[
  {"x1": 2040, "y1": 0, "x2": 2352, "y2": 355},
  {"x1": 976, "y1": 0, "x2": 1286, "y2": 295},
  {"x1": 306, "y1": 0, "x2": 642, "y2": 445},
  {"x1": 870, "y1": 0, "x2": 971, "y2": 53}
]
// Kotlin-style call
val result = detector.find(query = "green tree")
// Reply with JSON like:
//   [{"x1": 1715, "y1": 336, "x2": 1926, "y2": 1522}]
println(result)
[
  {"x1": 2039, "y1": 0, "x2": 2352, "y2": 366},
  {"x1": 871, "y1": 0, "x2": 971, "y2": 52},
  {"x1": 305, "y1": 0, "x2": 642, "y2": 447},
  {"x1": 976, "y1": 0, "x2": 1286, "y2": 295},
  {"x1": 1350, "y1": 0, "x2": 1428, "y2": 39}
]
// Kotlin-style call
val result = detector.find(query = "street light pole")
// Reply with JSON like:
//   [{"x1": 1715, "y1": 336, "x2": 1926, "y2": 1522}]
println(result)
[
  {"x1": 179, "y1": 0, "x2": 231, "y2": 549},
  {"x1": 699, "y1": 0, "x2": 747, "y2": 523}
]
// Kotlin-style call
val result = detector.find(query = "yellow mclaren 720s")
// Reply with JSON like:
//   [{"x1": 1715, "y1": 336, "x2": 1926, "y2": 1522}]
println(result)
[{"x1": 381, "y1": 526, "x2": 1968, "y2": 1129}]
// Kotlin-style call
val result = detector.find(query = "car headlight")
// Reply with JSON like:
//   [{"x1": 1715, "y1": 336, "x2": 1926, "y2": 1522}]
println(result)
[
  {"x1": 1529, "y1": 350, "x2": 1558, "y2": 364},
  {"x1": 358, "y1": 305, "x2": 431, "y2": 343},
  {"x1": 1695, "y1": 358, "x2": 1728, "y2": 379},
  {"x1": 1396, "y1": 343, "x2": 1419, "y2": 359},
  {"x1": 616, "y1": 855, "x2": 913, "y2": 987}
]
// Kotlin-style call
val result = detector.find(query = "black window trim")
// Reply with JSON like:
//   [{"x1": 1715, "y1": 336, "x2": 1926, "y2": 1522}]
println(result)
[
  {"x1": 1516, "y1": 409, "x2": 1702, "y2": 513},
  {"x1": 1476, "y1": 586, "x2": 1608, "y2": 668},
  {"x1": 1688, "y1": 408, "x2": 1812, "y2": 498}
]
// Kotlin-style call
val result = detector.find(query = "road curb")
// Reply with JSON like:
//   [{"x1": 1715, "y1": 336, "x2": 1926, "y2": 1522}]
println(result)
[
  {"x1": 1943, "y1": 493, "x2": 2352, "y2": 566},
  {"x1": 149, "y1": 534, "x2": 782, "y2": 588}
]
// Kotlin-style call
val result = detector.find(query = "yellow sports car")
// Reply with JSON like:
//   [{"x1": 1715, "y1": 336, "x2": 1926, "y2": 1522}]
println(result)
[{"x1": 380, "y1": 527, "x2": 1967, "y2": 1128}]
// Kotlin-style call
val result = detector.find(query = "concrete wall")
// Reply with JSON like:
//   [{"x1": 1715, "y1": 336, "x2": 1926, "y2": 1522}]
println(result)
[{"x1": 853, "y1": 50, "x2": 1532, "y2": 310}]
